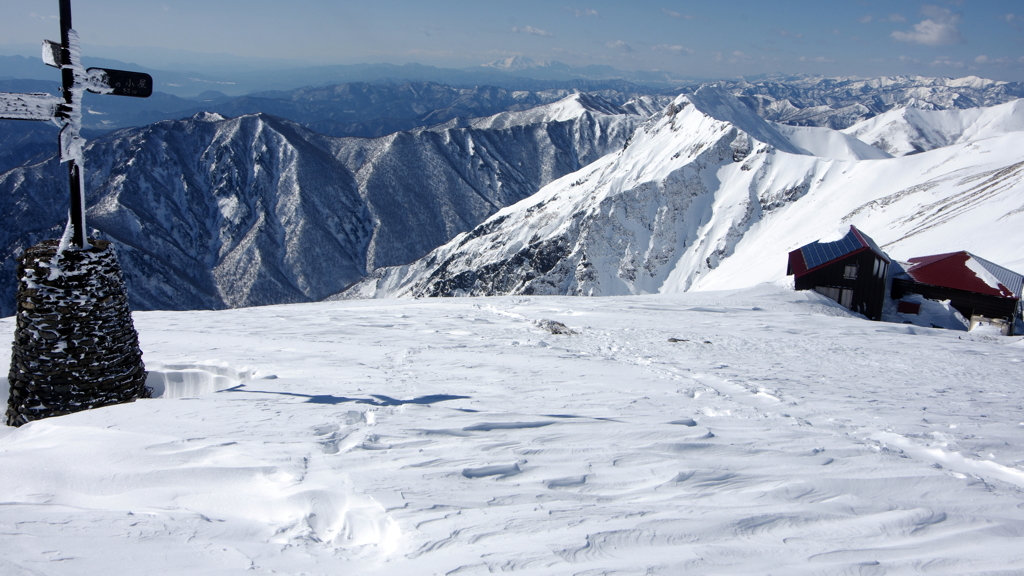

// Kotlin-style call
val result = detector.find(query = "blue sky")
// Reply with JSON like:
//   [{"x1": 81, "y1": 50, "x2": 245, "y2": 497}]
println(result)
[{"x1": 2, "y1": 1, "x2": 1023, "y2": 81}]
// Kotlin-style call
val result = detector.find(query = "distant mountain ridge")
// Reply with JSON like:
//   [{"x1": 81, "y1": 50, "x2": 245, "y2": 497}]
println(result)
[
  {"x1": 2, "y1": 74, "x2": 1023, "y2": 314},
  {"x1": 0, "y1": 53, "x2": 692, "y2": 98},
  {"x1": 1, "y1": 72, "x2": 1019, "y2": 179},
  {"x1": 0, "y1": 79, "x2": 663, "y2": 174},
  {"x1": 0, "y1": 94, "x2": 649, "y2": 314},
  {"x1": 712, "y1": 75, "x2": 1024, "y2": 129}
]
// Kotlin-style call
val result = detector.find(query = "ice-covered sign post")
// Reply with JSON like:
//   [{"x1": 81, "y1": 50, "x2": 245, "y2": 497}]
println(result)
[{"x1": 1, "y1": 0, "x2": 151, "y2": 426}]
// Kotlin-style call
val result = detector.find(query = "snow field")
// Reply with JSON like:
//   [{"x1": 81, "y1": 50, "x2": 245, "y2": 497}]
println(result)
[{"x1": 2, "y1": 286, "x2": 1023, "y2": 574}]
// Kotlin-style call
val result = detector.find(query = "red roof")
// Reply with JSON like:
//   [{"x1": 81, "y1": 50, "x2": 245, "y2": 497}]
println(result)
[{"x1": 905, "y1": 251, "x2": 1021, "y2": 299}]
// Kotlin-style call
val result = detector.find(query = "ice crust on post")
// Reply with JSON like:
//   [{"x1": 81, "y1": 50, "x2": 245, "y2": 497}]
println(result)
[{"x1": 56, "y1": 28, "x2": 90, "y2": 253}]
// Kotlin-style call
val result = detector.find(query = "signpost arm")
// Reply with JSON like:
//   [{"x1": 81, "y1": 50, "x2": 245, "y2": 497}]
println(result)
[{"x1": 0, "y1": 1, "x2": 151, "y2": 251}]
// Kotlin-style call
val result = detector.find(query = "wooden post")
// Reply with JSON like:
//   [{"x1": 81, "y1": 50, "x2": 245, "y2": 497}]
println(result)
[{"x1": 60, "y1": 0, "x2": 88, "y2": 249}]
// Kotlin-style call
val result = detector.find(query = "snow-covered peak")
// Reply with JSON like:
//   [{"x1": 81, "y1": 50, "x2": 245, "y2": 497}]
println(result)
[
  {"x1": 683, "y1": 86, "x2": 805, "y2": 155},
  {"x1": 637, "y1": 88, "x2": 886, "y2": 162},
  {"x1": 342, "y1": 84, "x2": 1024, "y2": 301},
  {"x1": 342, "y1": 87, "x2": 827, "y2": 299},
  {"x1": 944, "y1": 75, "x2": 1008, "y2": 89},
  {"x1": 481, "y1": 55, "x2": 551, "y2": 71},
  {"x1": 190, "y1": 111, "x2": 227, "y2": 122},
  {"x1": 466, "y1": 92, "x2": 641, "y2": 130},
  {"x1": 843, "y1": 99, "x2": 1024, "y2": 156},
  {"x1": 771, "y1": 124, "x2": 892, "y2": 161}
]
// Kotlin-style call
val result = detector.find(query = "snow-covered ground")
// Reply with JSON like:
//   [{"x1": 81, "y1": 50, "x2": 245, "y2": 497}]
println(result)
[{"x1": 3, "y1": 285, "x2": 1024, "y2": 575}]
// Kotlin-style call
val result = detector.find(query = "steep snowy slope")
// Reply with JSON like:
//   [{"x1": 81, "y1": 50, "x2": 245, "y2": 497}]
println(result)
[
  {"x1": 330, "y1": 93, "x2": 646, "y2": 271},
  {"x1": 343, "y1": 87, "x2": 1024, "y2": 299},
  {"x1": 772, "y1": 123, "x2": 892, "y2": 161},
  {"x1": 0, "y1": 94, "x2": 647, "y2": 315},
  {"x1": 843, "y1": 99, "x2": 1024, "y2": 156}
]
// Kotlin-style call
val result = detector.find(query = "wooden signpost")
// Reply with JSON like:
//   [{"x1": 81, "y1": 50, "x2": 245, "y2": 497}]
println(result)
[
  {"x1": 0, "y1": 0, "x2": 152, "y2": 248},
  {"x1": 2, "y1": 1, "x2": 153, "y2": 426}
]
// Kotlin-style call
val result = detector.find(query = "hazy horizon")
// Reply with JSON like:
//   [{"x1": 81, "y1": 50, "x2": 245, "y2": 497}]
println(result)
[{"x1": 1, "y1": 1, "x2": 1023, "y2": 82}]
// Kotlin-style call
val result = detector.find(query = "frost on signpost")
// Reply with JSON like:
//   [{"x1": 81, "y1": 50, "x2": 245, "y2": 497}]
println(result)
[{"x1": 2, "y1": 0, "x2": 153, "y2": 426}]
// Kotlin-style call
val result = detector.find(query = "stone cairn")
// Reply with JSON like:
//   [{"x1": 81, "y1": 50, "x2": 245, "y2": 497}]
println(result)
[{"x1": 6, "y1": 239, "x2": 148, "y2": 426}]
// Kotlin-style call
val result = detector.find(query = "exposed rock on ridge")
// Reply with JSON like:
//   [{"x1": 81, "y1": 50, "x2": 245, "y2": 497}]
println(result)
[
  {"x1": 341, "y1": 86, "x2": 1024, "y2": 300},
  {"x1": 0, "y1": 94, "x2": 648, "y2": 314}
]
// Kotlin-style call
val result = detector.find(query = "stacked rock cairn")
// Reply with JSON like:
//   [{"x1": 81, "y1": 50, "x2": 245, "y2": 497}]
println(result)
[{"x1": 6, "y1": 239, "x2": 149, "y2": 426}]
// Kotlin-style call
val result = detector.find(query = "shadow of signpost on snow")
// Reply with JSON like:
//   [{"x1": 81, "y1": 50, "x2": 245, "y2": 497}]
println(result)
[{"x1": 220, "y1": 386, "x2": 470, "y2": 406}]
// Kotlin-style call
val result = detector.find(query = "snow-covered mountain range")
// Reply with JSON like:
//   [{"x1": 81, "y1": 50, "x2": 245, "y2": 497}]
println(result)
[
  {"x1": 342, "y1": 86, "x2": 1024, "y2": 300},
  {"x1": 0, "y1": 94, "x2": 652, "y2": 314},
  {"x1": 2, "y1": 75, "x2": 1023, "y2": 314},
  {"x1": 842, "y1": 99, "x2": 1024, "y2": 156},
  {"x1": 0, "y1": 81, "x2": 653, "y2": 178},
  {"x1": 717, "y1": 75, "x2": 1024, "y2": 129},
  {"x1": 3, "y1": 74, "x2": 1021, "y2": 175}
]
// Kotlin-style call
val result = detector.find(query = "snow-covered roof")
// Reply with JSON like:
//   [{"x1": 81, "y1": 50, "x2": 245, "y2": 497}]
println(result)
[
  {"x1": 903, "y1": 251, "x2": 1023, "y2": 299},
  {"x1": 788, "y1": 225, "x2": 889, "y2": 278}
]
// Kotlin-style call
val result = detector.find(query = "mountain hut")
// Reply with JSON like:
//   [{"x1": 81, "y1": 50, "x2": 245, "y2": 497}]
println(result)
[
  {"x1": 891, "y1": 251, "x2": 1023, "y2": 335},
  {"x1": 787, "y1": 226, "x2": 891, "y2": 320}
]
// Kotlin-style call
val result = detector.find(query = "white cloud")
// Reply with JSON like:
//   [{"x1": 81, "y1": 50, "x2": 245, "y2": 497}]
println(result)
[
  {"x1": 728, "y1": 50, "x2": 755, "y2": 63},
  {"x1": 892, "y1": 5, "x2": 965, "y2": 46},
  {"x1": 1000, "y1": 13, "x2": 1023, "y2": 30},
  {"x1": 512, "y1": 26, "x2": 553, "y2": 37},
  {"x1": 652, "y1": 44, "x2": 694, "y2": 55},
  {"x1": 404, "y1": 49, "x2": 457, "y2": 58},
  {"x1": 973, "y1": 55, "x2": 1024, "y2": 67},
  {"x1": 930, "y1": 56, "x2": 965, "y2": 69},
  {"x1": 661, "y1": 9, "x2": 694, "y2": 20},
  {"x1": 606, "y1": 40, "x2": 633, "y2": 53},
  {"x1": 568, "y1": 8, "x2": 599, "y2": 18}
]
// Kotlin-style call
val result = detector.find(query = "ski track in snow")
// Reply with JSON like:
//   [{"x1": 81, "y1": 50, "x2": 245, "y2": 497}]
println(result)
[{"x1": 1, "y1": 288, "x2": 1024, "y2": 574}]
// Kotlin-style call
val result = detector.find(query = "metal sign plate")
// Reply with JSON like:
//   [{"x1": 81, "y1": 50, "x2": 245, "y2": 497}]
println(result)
[{"x1": 86, "y1": 68, "x2": 153, "y2": 98}]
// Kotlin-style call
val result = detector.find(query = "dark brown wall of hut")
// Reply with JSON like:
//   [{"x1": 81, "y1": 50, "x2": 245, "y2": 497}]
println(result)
[{"x1": 795, "y1": 250, "x2": 888, "y2": 320}]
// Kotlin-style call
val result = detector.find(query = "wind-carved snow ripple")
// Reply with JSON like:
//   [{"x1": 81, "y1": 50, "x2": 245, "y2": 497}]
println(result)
[{"x1": 0, "y1": 400, "x2": 398, "y2": 557}]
